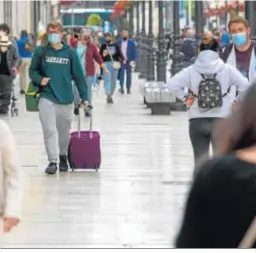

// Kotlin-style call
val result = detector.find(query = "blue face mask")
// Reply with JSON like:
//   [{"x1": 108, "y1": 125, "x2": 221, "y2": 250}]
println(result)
[
  {"x1": 48, "y1": 33, "x2": 61, "y2": 44},
  {"x1": 232, "y1": 32, "x2": 247, "y2": 47}
]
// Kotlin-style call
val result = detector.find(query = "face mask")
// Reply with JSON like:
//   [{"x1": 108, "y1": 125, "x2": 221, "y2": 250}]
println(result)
[
  {"x1": 232, "y1": 32, "x2": 247, "y2": 47},
  {"x1": 83, "y1": 36, "x2": 90, "y2": 42},
  {"x1": 0, "y1": 46, "x2": 8, "y2": 52},
  {"x1": 48, "y1": 33, "x2": 61, "y2": 44},
  {"x1": 123, "y1": 37, "x2": 128, "y2": 41}
]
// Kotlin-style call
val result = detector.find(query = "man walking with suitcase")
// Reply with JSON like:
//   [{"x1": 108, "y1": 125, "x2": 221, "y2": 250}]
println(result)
[{"x1": 29, "y1": 20, "x2": 88, "y2": 175}]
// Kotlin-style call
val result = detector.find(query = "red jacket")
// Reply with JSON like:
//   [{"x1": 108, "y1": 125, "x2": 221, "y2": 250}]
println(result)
[
  {"x1": 83, "y1": 42, "x2": 103, "y2": 76},
  {"x1": 70, "y1": 37, "x2": 78, "y2": 48}
]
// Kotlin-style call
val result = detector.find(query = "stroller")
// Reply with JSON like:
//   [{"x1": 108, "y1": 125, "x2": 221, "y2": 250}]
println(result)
[
  {"x1": 10, "y1": 75, "x2": 19, "y2": 116},
  {"x1": 0, "y1": 73, "x2": 19, "y2": 117},
  {"x1": 10, "y1": 90, "x2": 18, "y2": 116},
  {"x1": 0, "y1": 89, "x2": 19, "y2": 117}
]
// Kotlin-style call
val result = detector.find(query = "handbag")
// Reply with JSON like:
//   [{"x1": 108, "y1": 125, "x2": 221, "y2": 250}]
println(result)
[
  {"x1": 107, "y1": 46, "x2": 121, "y2": 69},
  {"x1": 25, "y1": 81, "x2": 40, "y2": 112}
]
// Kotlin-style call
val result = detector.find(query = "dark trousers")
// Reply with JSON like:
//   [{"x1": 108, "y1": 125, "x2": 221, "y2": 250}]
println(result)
[
  {"x1": 0, "y1": 75, "x2": 12, "y2": 113},
  {"x1": 119, "y1": 63, "x2": 132, "y2": 91},
  {"x1": 189, "y1": 118, "x2": 220, "y2": 176}
]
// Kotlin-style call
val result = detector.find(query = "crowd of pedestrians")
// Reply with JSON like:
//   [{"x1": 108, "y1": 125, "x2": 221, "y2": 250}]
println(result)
[
  {"x1": 2, "y1": 15, "x2": 256, "y2": 248},
  {"x1": 0, "y1": 20, "x2": 138, "y2": 233}
]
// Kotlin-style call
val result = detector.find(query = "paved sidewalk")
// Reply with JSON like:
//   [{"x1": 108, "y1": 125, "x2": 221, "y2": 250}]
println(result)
[{"x1": 1, "y1": 74, "x2": 193, "y2": 248}]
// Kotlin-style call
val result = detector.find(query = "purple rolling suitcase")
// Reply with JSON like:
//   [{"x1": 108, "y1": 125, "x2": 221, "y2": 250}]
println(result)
[{"x1": 68, "y1": 108, "x2": 101, "y2": 171}]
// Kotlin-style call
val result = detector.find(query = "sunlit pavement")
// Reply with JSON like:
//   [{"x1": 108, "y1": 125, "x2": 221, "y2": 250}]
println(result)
[{"x1": 1, "y1": 74, "x2": 193, "y2": 248}]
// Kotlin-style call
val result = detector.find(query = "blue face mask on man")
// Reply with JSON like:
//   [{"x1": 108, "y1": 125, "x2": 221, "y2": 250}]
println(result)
[
  {"x1": 232, "y1": 32, "x2": 247, "y2": 47},
  {"x1": 48, "y1": 33, "x2": 61, "y2": 44}
]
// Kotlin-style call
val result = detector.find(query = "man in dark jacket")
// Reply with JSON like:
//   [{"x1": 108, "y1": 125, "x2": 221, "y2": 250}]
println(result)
[
  {"x1": 180, "y1": 29, "x2": 197, "y2": 68},
  {"x1": 29, "y1": 20, "x2": 88, "y2": 175}
]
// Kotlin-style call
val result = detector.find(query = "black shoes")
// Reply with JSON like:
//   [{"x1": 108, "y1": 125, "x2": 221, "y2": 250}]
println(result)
[
  {"x1": 59, "y1": 155, "x2": 69, "y2": 172},
  {"x1": 119, "y1": 88, "x2": 131, "y2": 94},
  {"x1": 20, "y1": 90, "x2": 25, "y2": 95},
  {"x1": 45, "y1": 156, "x2": 69, "y2": 174},
  {"x1": 45, "y1": 163, "x2": 58, "y2": 175},
  {"x1": 74, "y1": 107, "x2": 79, "y2": 116},
  {"x1": 107, "y1": 96, "x2": 113, "y2": 104}
]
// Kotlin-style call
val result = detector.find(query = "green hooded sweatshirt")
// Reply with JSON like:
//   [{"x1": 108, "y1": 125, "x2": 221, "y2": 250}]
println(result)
[{"x1": 29, "y1": 42, "x2": 87, "y2": 104}]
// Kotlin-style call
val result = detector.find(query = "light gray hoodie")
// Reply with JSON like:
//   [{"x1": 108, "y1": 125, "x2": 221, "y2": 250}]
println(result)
[{"x1": 167, "y1": 50, "x2": 250, "y2": 119}]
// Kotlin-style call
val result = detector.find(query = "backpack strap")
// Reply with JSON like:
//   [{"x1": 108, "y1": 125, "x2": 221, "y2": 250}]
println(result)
[
  {"x1": 36, "y1": 46, "x2": 47, "y2": 94},
  {"x1": 220, "y1": 43, "x2": 233, "y2": 63},
  {"x1": 200, "y1": 74, "x2": 206, "y2": 79},
  {"x1": 68, "y1": 47, "x2": 74, "y2": 78}
]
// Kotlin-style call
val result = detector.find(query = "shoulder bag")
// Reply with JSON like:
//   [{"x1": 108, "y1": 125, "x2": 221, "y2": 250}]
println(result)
[{"x1": 106, "y1": 46, "x2": 121, "y2": 70}]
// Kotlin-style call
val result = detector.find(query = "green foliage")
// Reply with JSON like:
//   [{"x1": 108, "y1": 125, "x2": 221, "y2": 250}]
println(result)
[
  {"x1": 184, "y1": 0, "x2": 195, "y2": 18},
  {"x1": 87, "y1": 14, "x2": 102, "y2": 26}
]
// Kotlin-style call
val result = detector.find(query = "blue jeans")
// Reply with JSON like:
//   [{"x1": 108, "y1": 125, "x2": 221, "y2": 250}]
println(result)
[
  {"x1": 103, "y1": 61, "x2": 119, "y2": 95},
  {"x1": 73, "y1": 75, "x2": 94, "y2": 106},
  {"x1": 93, "y1": 73, "x2": 100, "y2": 87},
  {"x1": 119, "y1": 62, "x2": 132, "y2": 90}
]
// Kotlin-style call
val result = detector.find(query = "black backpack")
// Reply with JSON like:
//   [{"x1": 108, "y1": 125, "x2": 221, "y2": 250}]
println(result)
[{"x1": 191, "y1": 73, "x2": 228, "y2": 109}]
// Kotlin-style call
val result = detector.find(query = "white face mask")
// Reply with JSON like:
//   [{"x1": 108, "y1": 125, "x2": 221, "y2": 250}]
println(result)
[{"x1": 0, "y1": 46, "x2": 8, "y2": 52}]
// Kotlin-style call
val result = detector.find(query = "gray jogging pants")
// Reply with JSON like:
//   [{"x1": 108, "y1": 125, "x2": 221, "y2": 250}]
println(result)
[{"x1": 38, "y1": 98, "x2": 73, "y2": 163}]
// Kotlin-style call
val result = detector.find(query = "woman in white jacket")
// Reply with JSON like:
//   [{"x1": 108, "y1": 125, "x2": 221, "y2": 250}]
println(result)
[
  {"x1": 168, "y1": 37, "x2": 250, "y2": 176},
  {"x1": 0, "y1": 120, "x2": 22, "y2": 232}
]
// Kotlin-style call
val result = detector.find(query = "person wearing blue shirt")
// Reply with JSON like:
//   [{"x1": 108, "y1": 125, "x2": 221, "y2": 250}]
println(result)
[
  {"x1": 16, "y1": 30, "x2": 33, "y2": 94},
  {"x1": 117, "y1": 30, "x2": 137, "y2": 94},
  {"x1": 220, "y1": 29, "x2": 230, "y2": 48}
]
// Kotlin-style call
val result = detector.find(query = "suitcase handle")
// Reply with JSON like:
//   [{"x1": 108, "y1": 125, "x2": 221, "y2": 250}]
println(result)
[{"x1": 77, "y1": 104, "x2": 93, "y2": 139}]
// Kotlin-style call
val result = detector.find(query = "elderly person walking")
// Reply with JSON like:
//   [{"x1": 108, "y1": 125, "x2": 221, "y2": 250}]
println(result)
[
  {"x1": 0, "y1": 120, "x2": 23, "y2": 233},
  {"x1": 0, "y1": 35, "x2": 21, "y2": 116},
  {"x1": 74, "y1": 29, "x2": 109, "y2": 117}
]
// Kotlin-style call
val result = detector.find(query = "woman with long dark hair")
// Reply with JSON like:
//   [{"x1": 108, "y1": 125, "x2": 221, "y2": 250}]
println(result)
[{"x1": 175, "y1": 83, "x2": 256, "y2": 248}]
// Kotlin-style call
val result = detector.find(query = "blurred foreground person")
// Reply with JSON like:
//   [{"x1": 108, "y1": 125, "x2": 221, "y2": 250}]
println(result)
[
  {"x1": 175, "y1": 83, "x2": 256, "y2": 248},
  {"x1": 0, "y1": 120, "x2": 22, "y2": 233},
  {"x1": 168, "y1": 37, "x2": 249, "y2": 176}
]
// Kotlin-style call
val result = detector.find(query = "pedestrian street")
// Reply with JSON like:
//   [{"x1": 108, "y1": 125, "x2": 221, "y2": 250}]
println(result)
[{"x1": 1, "y1": 74, "x2": 194, "y2": 248}]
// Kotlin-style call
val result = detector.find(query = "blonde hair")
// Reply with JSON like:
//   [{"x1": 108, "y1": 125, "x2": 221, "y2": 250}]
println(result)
[
  {"x1": 47, "y1": 20, "x2": 63, "y2": 32},
  {"x1": 40, "y1": 33, "x2": 48, "y2": 45}
]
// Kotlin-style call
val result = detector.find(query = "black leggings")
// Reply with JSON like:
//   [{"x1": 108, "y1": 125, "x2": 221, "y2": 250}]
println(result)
[{"x1": 189, "y1": 118, "x2": 221, "y2": 176}]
